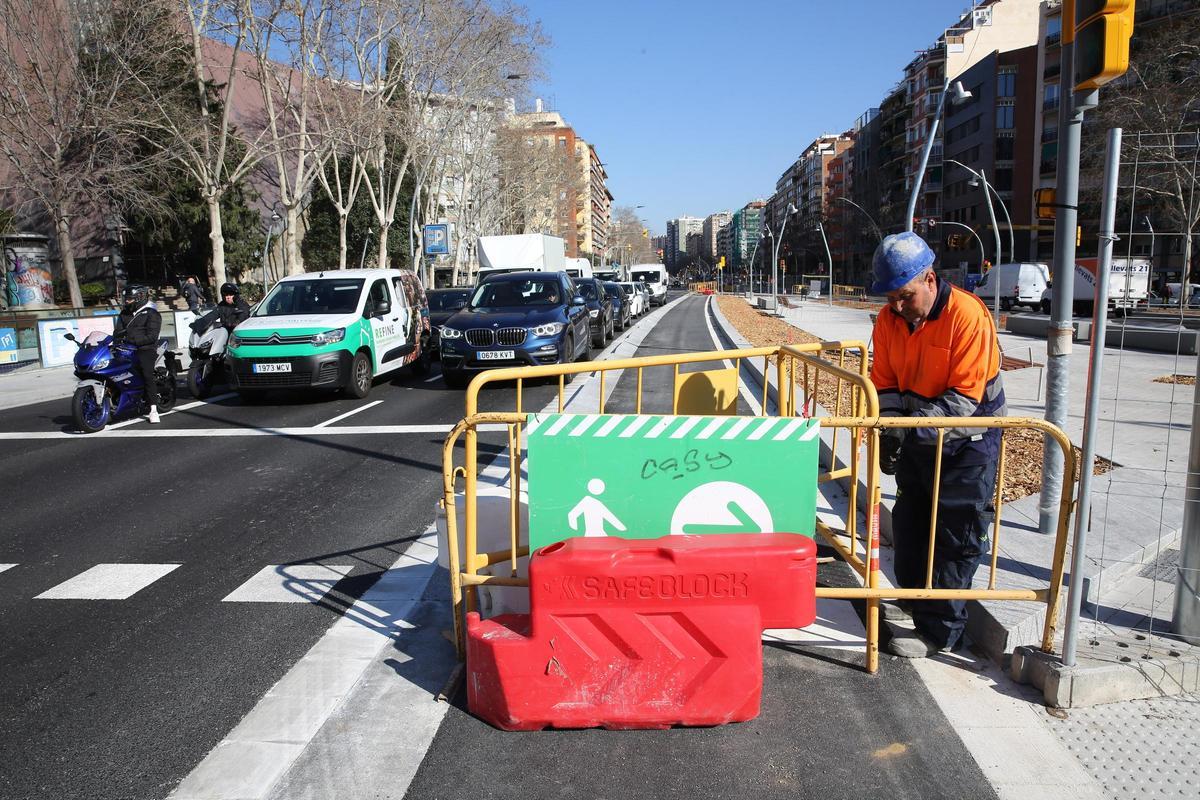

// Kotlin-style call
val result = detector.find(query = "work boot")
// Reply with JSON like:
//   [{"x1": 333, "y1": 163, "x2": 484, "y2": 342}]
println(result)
[
  {"x1": 885, "y1": 628, "x2": 941, "y2": 659},
  {"x1": 147, "y1": 405, "x2": 160, "y2": 424},
  {"x1": 880, "y1": 600, "x2": 913, "y2": 621}
]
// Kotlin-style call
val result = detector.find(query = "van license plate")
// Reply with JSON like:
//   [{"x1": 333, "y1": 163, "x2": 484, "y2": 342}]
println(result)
[
  {"x1": 253, "y1": 363, "x2": 292, "y2": 373},
  {"x1": 478, "y1": 350, "x2": 514, "y2": 361}
]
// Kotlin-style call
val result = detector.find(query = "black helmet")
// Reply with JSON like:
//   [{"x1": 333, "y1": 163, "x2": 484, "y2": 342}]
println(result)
[
  {"x1": 220, "y1": 282, "x2": 239, "y2": 298},
  {"x1": 123, "y1": 285, "x2": 149, "y2": 307}
]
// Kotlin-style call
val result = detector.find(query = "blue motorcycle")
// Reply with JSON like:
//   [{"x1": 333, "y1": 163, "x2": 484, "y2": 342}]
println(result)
[{"x1": 65, "y1": 332, "x2": 180, "y2": 433}]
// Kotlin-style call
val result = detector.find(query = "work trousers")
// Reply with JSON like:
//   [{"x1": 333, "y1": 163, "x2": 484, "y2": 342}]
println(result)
[{"x1": 891, "y1": 443, "x2": 998, "y2": 650}]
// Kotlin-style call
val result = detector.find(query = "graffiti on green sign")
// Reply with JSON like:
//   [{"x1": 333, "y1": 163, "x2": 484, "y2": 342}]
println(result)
[{"x1": 525, "y1": 413, "x2": 821, "y2": 550}]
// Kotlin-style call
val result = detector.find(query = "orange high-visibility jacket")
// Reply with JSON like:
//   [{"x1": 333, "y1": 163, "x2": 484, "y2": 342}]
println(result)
[{"x1": 870, "y1": 278, "x2": 1006, "y2": 452}]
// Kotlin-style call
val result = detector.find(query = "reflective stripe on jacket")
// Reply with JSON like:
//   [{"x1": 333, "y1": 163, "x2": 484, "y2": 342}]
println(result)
[{"x1": 870, "y1": 277, "x2": 1006, "y2": 457}]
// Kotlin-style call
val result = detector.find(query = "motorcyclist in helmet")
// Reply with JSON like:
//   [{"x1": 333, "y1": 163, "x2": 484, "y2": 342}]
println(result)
[
  {"x1": 114, "y1": 285, "x2": 164, "y2": 423},
  {"x1": 192, "y1": 281, "x2": 251, "y2": 335}
]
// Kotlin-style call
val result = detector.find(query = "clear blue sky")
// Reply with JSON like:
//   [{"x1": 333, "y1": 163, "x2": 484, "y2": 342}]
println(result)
[{"x1": 521, "y1": 1, "x2": 970, "y2": 235}]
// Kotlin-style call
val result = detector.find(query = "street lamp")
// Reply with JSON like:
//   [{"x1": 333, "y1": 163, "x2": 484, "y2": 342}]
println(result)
[
  {"x1": 815, "y1": 221, "x2": 834, "y2": 307},
  {"x1": 359, "y1": 225, "x2": 374, "y2": 270},
  {"x1": 766, "y1": 203, "x2": 797, "y2": 312},
  {"x1": 933, "y1": 220, "x2": 986, "y2": 276},
  {"x1": 946, "y1": 158, "x2": 1014, "y2": 264},
  {"x1": 833, "y1": 196, "x2": 884, "y2": 243},
  {"x1": 906, "y1": 80, "x2": 972, "y2": 231},
  {"x1": 747, "y1": 231, "x2": 765, "y2": 299}
]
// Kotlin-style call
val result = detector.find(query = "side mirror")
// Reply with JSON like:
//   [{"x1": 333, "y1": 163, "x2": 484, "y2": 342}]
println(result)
[
  {"x1": 64, "y1": 333, "x2": 77, "y2": 342},
  {"x1": 571, "y1": 295, "x2": 585, "y2": 306},
  {"x1": 368, "y1": 300, "x2": 390, "y2": 318}
]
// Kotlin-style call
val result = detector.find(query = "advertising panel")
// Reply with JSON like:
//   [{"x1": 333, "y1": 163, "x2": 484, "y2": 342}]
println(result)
[{"x1": 38, "y1": 316, "x2": 116, "y2": 368}]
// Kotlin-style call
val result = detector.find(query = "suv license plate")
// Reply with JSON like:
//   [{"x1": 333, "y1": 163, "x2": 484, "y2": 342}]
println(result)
[
  {"x1": 478, "y1": 350, "x2": 514, "y2": 361},
  {"x1": 252, "y1": 363, "x2": 292, "y2": 374}
]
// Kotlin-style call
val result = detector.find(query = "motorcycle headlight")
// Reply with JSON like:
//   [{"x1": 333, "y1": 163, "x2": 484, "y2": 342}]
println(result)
[
  {"x1": 440, "y1": 326, "x2": 463, "y2": 340},
  {"x1": 532, "y1": 322, "x2": 565, "y2": 337},
  {"x1": 92, "y1": 356, "x2": 110, "y2": 370},
  {"x1": 311, "y1": 327, "x2": 345, "y2": 345},
  {"x1": 588, "y1": 309, "x2": 599, "y2": 318}
]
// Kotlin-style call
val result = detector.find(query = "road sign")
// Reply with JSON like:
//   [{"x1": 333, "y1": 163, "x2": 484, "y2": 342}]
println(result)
[
  {"x1": 423, "y1": 224, "x2": 450, "y2": 256},
  {"x1": 526, "y1": 413, "x2": 820, "y2": 549}
]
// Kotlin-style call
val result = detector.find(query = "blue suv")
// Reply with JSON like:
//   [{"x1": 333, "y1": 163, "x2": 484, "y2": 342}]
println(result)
[{"x1": 439, "y1": 271, "x2": 591, "y2": 389}]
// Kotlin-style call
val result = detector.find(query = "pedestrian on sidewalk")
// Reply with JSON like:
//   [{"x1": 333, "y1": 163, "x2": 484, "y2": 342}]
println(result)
[
  {"x1": 182, "y1": 276, "x2": 205, "y2": 313},
  {"x1": 868, "y1": 232, "x2": 1006, "y2": 658},
  {"x1": 114, "y1": 285, "x2": 164, "y2": 424}
]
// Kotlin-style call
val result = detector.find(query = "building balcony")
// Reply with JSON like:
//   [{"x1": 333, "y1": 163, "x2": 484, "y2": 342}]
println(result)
[
  {"x1": 1045, "y1": 31, "x2": 1061, "y2": 48},
  {"x1": 1043, "y1": 96, "x2": 1060, "y2": 111}
]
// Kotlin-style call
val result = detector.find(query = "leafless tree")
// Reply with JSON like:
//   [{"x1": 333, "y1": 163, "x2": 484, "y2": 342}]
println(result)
[
  {"x1": 608, "y1": 205, "x2": 655, "y2": 265},
  {"x1": 1090, "y1": 18, "x2": 1200, "y2": 287},
  {"x1": 0, "y1": 0, "x2": 173, "y2": 307}
]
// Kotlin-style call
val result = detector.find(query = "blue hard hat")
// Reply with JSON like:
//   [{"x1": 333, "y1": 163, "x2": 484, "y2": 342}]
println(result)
[{"x1": 871, "y1": 231, "x2": 936, "y2": 294}]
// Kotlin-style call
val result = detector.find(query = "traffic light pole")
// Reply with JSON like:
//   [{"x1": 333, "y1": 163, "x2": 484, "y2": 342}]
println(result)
[{"x1": 1040, "y1": 30, "x2": 1099, "y2": 534}]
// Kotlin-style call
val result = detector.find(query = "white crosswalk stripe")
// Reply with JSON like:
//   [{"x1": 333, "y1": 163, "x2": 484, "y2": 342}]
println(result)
[
  {"x1": 221, "y1": 564, "x2": 355, "y2": 603},
  {"x1": 35, "y1": 563, "x2": 181, "y2": 600},
  {"x1": 0, "y1": 564, "x2": 16, "y2": 575}
]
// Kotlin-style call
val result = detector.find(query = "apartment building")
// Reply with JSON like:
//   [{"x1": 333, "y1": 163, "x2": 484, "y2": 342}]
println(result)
[
  {"x1": 665, "y1": 216, "x2": 703, "y2": 269},
  {"x1": 702, "y1": 211, "x2": 732, "y2": 263},
  {"x1": 729, "y1": 202, "x2": 765, "y2": 274},
  {"x1": 511, "y1": 108, "x2": 582, "y2": 257},
  {"x1": 574, "y1": 138, "x2": 612, "y2": 262}
]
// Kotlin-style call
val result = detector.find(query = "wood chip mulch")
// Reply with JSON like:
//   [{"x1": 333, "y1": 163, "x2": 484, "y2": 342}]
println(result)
[
  {"x1": 714, "y1": 295, "x2": 1112, "y2": 502},
  {"x1": 1153, "y1": 374, "x2": 1196, "y2": 385}
]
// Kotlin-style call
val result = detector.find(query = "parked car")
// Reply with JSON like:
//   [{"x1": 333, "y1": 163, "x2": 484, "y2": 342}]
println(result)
[
  {"x1": 438, "y1": 271, "x2": 590, "y2": 389},
  {"x1": 426, "y1": 287, "x2": 472, "y2": 355},
  {"x1": 973, "y1": 262, "x2": 1050, "y2": 311},
  {"x1": 576, "y1": 277, "x2": 614, "y2": 348},
  {"x1": 604, "y1": 281, "x2": 631, "y2": 330},
  {"x1": 619, "y1": 281, "x2": 646, "y2": 317},
  {"x1": 227, "y1": 268, "x2": 430, "y2": 400}
]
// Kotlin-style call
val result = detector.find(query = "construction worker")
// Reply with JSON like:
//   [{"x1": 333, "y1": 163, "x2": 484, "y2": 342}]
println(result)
[{"x1": 868, "y1": 232, "x2": 1006, "y2": 658}]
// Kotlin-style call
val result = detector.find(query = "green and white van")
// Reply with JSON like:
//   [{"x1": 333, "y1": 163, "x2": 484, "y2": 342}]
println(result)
[{"x1": 227, "y1": 268, "x2": 430, "y2": 399}]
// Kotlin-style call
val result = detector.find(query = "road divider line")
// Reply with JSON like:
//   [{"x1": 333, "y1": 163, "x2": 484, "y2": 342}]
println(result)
[
  {"x1": 0, "y1": 422, "x2": 508, "y2": 440},
  {"x1": 35, "y1": 563, "x2": 181, "y2": 600},
  {"x1": 314, "y1": 400, "x2": 383, "y2": 428}
]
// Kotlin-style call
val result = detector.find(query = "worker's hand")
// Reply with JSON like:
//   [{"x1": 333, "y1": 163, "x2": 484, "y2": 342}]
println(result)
[{"x1": 879, "y1": 433, "x2": 903, "y2": 476}]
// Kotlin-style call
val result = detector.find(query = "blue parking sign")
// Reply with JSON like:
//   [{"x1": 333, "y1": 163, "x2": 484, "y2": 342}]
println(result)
[
  {"x1": 0, "y1": 327, "x2": 17, "y2": 364},
  {"x1": 423, "y1": 224, "x2": 450, "y2": 256}
]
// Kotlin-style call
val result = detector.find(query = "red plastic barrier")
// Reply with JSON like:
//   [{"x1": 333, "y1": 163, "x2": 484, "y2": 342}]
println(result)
[{"x1": 466, "y1": 533, "x2": 817, "y2": 731}]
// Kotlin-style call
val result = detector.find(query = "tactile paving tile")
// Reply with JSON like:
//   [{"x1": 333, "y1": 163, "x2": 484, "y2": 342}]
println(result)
[{"x1": 1044, "y1": 693, "x2": 1200, "y2": 798}]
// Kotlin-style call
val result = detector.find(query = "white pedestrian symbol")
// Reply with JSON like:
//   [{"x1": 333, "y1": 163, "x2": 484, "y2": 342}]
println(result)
[{"x1": 568, "y1": 479, "x2": 627, "y2": 537}]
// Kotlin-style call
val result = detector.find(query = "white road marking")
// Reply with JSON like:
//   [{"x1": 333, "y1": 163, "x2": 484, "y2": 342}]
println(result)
[
  {"x1": 703, "y1": 295, "x2": 763, "y2": 414},
  {"x1": 36, "y1": 563, "x2": 181, "y2": 600},
  {"x1": 314, "y1": 400, "x2": 383, "y2": 428},
  {"x1": 0, "y1": 564, "x2": 16, "y2": 575},
  {"x1": 222, "y1": 564, "x2": 355, "y2": 603},
  {"x1": 423, "y1": 373, "x2": 441, "y2": 383},
  {"x1": 0, "y1": 423, "x2": 507, "y2": 440},
  {"x1": 104, "y1": 393, "x2": 238, "y2": 430}
]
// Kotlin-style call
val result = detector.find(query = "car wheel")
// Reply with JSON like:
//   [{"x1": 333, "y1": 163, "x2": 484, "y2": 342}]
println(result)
[
  {"x1": 1000, "y1": 298, "x2": 1012, "y2": 311},
  {"x1": 604, "y1": 317, "x2": 613, "y2": 343},
  {"x1": 346, "y1": 350, "x2": 373, "y2": 398}
]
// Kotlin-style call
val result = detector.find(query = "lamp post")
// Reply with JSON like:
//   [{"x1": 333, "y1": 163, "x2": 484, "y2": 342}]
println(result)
[
  {"x1": 816, "y1": 221, "x2": 835, "y2": 307},
  {"x1": 933, "y1": 220, "x2": 987, "y2": 276},
  {"x1": 747, "y1": 232, "x2": 764, "y2": 299},
  {"x1": 262, "y1": 210, "x2": 282, "y2": 295},
  {"x1": 833, "y1": 196, "x2": 884, "y2": 243},
  {"x1": 906, "y1": 80, "x2": 972, "y2": 231},
  {"x1": 946, "y1": 158, "x2": 1015, "y2": 263},
  {"x1": 766, "y1": 203, "x2": 797, "y2": 312},
  {"x1": 359, "y1": 225, "x2": 374, "y2": 270}
]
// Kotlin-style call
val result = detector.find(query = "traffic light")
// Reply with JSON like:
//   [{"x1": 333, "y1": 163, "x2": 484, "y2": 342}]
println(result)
[
  {"x1": 1071, "y1": 0, "x2": 1135, "y2": 91},
  {"x1": 1035, "y1": 188, "x2": 1057, "y2": 220}
]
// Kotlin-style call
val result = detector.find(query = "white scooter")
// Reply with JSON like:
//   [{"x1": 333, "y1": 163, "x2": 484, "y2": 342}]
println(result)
[{"x1": 187, "y1": 315, "x2": 230, "y2": 399}]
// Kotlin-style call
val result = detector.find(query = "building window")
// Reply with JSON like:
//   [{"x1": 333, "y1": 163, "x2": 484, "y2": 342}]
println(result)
[
  {"x1": 997, "y1": 70, "x2": 1016, "y2": 98},
  {"x1": 995, "y1": 137, "x2": 1015, "y2": 160},
  {"x1": 993, "y1": 168, "x2": 1013, "y2": 191},
  {"x1": 996, "y1": 104, "x2": 1015, "y2": 130}
]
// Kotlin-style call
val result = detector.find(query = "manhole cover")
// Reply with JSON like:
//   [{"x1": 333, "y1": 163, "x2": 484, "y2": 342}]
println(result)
[{"x1": 1139, "y1": 548, "x2": 1180, "y2": 582}]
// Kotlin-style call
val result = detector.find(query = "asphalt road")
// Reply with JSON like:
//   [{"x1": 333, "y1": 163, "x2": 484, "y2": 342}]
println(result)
[{"x1": 1, "y1": 291, "x2": 994, "y2": 799}]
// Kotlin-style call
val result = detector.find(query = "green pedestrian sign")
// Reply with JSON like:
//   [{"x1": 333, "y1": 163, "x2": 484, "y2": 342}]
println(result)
[{"x1": 526, "y1": 413, "x2": 820, "y2": 550}]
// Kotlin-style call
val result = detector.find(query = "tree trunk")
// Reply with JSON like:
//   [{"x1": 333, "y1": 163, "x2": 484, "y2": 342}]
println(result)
[
  {"x1": 337, "y1": 211, "x2": 349, "y2": 269},
  {"x1": 54, "y1": 213, "x2": 83, "y2": 308},
  {"x1": 207, "y1": 194, "x2": 227, "y2": 289},
  {"x1": 286, "y1": 204, "x2": 304, "y2": 275},
  {"x1": 377, "y1": 224, "x2": 390, "y2": 270}
]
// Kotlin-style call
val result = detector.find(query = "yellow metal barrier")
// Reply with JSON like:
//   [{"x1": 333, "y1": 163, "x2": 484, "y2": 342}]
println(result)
[
  {"x1": 833, "y1": 284, "x2": 867, "y2": 301},
  {"x1": 441, "y1": 345, "x2": 1076, "y2": 676}
]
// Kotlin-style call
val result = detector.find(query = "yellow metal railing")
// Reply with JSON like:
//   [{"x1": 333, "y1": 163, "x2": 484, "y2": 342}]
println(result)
[{"x1": 441, "y1": 345, "x2": 1076, "y2": 676}]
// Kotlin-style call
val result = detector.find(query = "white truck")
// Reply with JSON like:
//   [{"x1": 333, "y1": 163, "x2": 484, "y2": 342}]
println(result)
[
  {"x1": 565, "y1": 257, "x2": 593, "y2": 280},
  {"x1": 476, "y1": 234, "x2": 566, "y2": 279},
  {"x1": 630, "y1": 263, "x2": 669, "y2": 306},
  {"x1": 1039, "y1": 257, "x2": 1151, "y2": 315}
]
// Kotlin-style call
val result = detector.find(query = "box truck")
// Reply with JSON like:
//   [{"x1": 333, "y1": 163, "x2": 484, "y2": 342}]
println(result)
[
  {"x1": 476, "y1": 234, "x2": 566, "y2": 279},
  {"x1": 1039, "y1": 257, "x2": 1151, "y2": 315}
]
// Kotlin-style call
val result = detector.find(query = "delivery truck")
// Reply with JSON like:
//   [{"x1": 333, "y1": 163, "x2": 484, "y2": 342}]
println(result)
[
  {"x1": 476, "y1": 234, "x2": 566, "y2": 278},
  {"x1": 1039, "y1": 257, "x2": 1151, "y2": 316}
]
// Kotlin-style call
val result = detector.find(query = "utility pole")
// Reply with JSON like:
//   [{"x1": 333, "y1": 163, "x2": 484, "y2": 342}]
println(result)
[{"x1": 1040, "y1": 19, "x2": 1100, "y2": 534}]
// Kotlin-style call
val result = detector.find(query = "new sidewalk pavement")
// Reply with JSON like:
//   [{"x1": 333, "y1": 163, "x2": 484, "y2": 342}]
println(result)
[{"x1": 717, "y1": 293, "x2": 1198, "y2": 799}]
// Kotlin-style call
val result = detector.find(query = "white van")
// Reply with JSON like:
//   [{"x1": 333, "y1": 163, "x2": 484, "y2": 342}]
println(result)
[
  {"x1": 630, "y1": 264, "x2": 668, "y2": 306},
  {"x1": 565, "y1": 257, "x2": 593, "y2": 280},
  {"x1": 973, "y1": 263, "x2": 1050, "y2": 311}
]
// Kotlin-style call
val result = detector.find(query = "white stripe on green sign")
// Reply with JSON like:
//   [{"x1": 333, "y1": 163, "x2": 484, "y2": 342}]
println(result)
[{"x1": 526, "y1": 413, "x2": 820, "y2": 550}]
